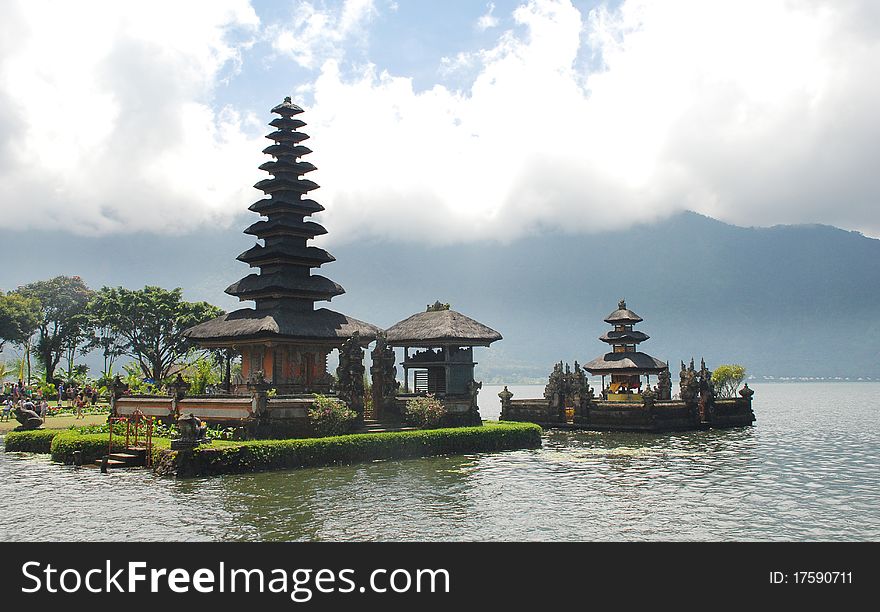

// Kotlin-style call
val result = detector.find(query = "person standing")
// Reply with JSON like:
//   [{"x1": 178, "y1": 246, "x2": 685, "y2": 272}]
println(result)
[{"x1": 39, "y1": 398, "x2": 49, "y2": 422}]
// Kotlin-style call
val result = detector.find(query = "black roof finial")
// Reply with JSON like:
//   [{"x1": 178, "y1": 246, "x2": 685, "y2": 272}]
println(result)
[
  {"x1": 284, "y1": 96, "x2": 292, "y2": 103},
  {"x1": 618, "y1": 298, "x2": 626, "y2": 309}
]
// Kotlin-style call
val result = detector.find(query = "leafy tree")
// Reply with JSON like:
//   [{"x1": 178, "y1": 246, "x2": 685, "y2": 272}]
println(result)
[
  {"x1": 0, "y1": 292, "x2": 41, "y2": 351},
  {"x1": 207, "y1": 347, "x2": 238, "y2": 392},
  {"x1": 0, "y1": 291, "x2": 41, "y2": 384},
  {"x1": 15, "y1": 276, "x2": 93, "y2": 383},
  {"x1": 93, "y1": 286, "x2": 223, "y2": 383},
  {"x1": 61, "y1": 311, "x2": 92, "y2": 384},
  {"x1": 183, "y1": 355, "x2": 220, "y2": 394},
  {"x1": 712, "y1": 364, "x2": 747, "y2": 398},
  {"x1": 83, "y1": 292, "x2": 130, "y2": 378}
]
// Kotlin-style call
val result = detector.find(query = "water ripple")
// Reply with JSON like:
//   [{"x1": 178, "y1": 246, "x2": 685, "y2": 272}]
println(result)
[{"x1": 1, "y1": 382, "x2": 878, "y2": 541}]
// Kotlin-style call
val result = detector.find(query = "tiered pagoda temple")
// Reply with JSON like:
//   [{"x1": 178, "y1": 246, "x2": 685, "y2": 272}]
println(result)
[
  {"x1": 585, "y1": 299, "x2": 669, "y2": 401},
  {"x1": 184, "y1": 98, "x2": 380, "y2": 393},
  {"x1": 499, "y1": 299, "x2": 756, "y2": 431}
]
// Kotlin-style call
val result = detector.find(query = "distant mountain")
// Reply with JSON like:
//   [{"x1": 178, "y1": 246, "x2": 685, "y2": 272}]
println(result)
[{"x1": 2, "y1": 211, "x2": 878, "y2": 380}]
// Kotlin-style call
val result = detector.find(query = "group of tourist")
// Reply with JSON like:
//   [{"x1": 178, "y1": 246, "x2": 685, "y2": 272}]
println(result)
[
  {"x1": 0, "y1": 379, "x2": 102, "y2": 422},
  {"x1": 57, "y1": 382, "x2": 99, "y2": 418},
  {"x1": 1, "y1": 395, "x2": 50, "y2": 423}
]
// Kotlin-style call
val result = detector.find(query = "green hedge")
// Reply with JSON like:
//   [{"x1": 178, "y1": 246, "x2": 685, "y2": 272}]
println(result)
[
  {"x1": 4, "y1": 429, "x2": 62, "y2": 453},
  {"x1": 50, "y1": 431, "x2": 125, "y2": 464},
  {"x1": 169, "y1": 421, "x2": 542, "y2": 477}
]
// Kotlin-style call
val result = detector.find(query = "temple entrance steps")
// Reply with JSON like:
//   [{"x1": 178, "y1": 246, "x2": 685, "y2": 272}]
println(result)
[
  {"x1": 354, "y1": 419, "x2": 418, "y2": 434},
  {"x1": 96, "y1": 447, "x2": 148, "y2": 470}
]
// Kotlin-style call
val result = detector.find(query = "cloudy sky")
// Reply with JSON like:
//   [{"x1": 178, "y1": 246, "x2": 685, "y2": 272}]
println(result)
[{"x1": 0, "y1": 0, "x2": 878, "y2": 244}]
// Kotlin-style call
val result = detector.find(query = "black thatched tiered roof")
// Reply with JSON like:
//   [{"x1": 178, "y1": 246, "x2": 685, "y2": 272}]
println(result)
[
  {"x1": 227, "y1": 97, "x2": 341, "y2": 307},
  {"x1": 585, "y1": 299, "x2": 666, "y2": 375},
  {"x1": 184, "y1": 98, "x2": 380, "y2": 344}
]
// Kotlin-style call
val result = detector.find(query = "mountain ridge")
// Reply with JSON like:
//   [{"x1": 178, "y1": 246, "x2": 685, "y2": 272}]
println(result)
[{"x1": 1, "y1": 211, "x2": 877, "y2": 380}]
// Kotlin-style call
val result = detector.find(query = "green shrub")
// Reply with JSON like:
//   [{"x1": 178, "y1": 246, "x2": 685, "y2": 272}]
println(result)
[
  {"x1": 50, "y1": 431, "x2": 125, "y2": 464},
  {"x1": 404, "y1": 394, "x2": 445, "y2": 429},
  {"x1": 170, "y1": 421, "x2": 542, "y2": 477},
  {"x1": 308, "y1": 394, "x2": 357, "y2": 436},
  {"x1": 4, "y1": 429, "x2": 61, "y2": 453},
  {"x1": 49, "y1": 429, "x2": 172, "y2": 464},
  {"x1": 712, "y1": 364, "x2": 747, "y2": 398}
]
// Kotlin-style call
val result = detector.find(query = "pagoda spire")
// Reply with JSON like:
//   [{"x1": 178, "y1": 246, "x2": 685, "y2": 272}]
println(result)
[{"x1": 226, "y1": 97, "x2": 345, "y2": 311}]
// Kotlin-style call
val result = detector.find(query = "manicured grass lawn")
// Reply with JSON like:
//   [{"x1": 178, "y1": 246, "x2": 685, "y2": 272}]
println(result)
[{"x1": 0, "y1": 413, "x2": 107, "y2": 435}]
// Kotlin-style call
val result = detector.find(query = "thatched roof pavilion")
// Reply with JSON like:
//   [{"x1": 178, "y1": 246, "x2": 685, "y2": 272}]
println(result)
[
  {"x1": 184, "y1": 98, "x2": 379, "y2": 392},
  {"x1": 385, "y1": 303, "x2": 502, "y2": 347},
  {"x1": 385, "y1": 302, "x2": 501, "y2": 396}
]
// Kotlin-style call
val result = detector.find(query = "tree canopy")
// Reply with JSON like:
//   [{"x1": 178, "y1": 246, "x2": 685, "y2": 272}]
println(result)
[
  {"x1": 0, "y1": 291, "x2": 41, "y2": 351},
  {"x1": 91, "y1": 286, "x2": 223, "y2": 382},
  {"x1": 15, "y1": 276, "x2": 93, "y2": 383},
  {"x1": 712, "y1": 364, "x2": 747, "y2": 398}
]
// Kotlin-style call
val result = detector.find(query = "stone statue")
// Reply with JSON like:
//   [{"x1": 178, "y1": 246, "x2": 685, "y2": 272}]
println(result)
[
  {"x1": 544, "y1": 362, "x2": 565, "y2": 410},
  {"x1": 466, "y1": 379, "x2": 482, "y2": 407},
  {"x1": 739, "y1": 383, "x2": 755, "y2": 402},
  {"x1": 642, "y1": 385, "x2": 657, "y2": 414},
  {"x1": 696, "y1": 358, "x2": 715, "y2": 421},
  {"x1": 337, "y1": 332, "x2": 365, "y2": 418},
  {"x1": 657, "y1": 365, "x2": 672, "y2": 400},
  {"x1": 14, "y1": 402, "x2": 43, "y2": 430},
  {"x1": 110, "y1": 375, "x2": 129, "y2": 399},
  {"x1": 171, "y1": 413, "x2": 210, "y2": 450},
  {"x1": 168, "y1": 373, "x2": 191, "y2": 400}
]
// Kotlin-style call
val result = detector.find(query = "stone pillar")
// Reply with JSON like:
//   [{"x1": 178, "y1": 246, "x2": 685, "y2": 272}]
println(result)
[
  {"x1": 498, "y1": 386, "x2": 513, "y2": 421},
  {"x1": 336, "y1": 332, "x2": 365, "y2": 423},
  {"x1": 370, "y1": 333, "x2": 400, "y2": 421}
]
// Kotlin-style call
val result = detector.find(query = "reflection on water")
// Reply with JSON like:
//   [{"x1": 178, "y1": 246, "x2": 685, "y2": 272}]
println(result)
[{"x1": 1, "y1": 383, "x2": 878, "y2": 541}]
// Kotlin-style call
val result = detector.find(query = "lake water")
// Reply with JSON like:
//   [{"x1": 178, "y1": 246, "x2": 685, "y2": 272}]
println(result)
[{"x1": 1, "y1": 382, "x2": 878, "y2": 541}]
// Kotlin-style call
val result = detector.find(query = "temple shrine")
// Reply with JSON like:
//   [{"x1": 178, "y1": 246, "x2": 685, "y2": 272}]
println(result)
[
  {"x1": 114, "y1": 97, "x2": 753, "y2": 438},
  {"x1": 383, "y1": 301, "x2": 502, "y2": 425},
  {"x1": 584, "y1": 299, "x2": 669, "y2": 401},
  {"x1": 500, "y1": 300, "x2": 756, "y2": 431},
  {"x1": 184, "y1": 98, "x2": 380, "y2": 393}
]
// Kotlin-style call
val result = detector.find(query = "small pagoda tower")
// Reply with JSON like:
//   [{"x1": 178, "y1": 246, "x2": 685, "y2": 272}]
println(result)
[
  {"x1": 185, "y1": 98, "x2": 379, "y2": 393},
  {"x1": 585, "y1": 299, "x2": 668, "y2": 401}
]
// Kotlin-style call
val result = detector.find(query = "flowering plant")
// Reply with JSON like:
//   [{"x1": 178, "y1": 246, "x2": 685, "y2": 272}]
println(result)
[
  {"x1": 309, "y1": 394, "x2": 357, "y2": 437},
  {"x1": 404, "y1": 394, "x2": 445, "y2": 429}
]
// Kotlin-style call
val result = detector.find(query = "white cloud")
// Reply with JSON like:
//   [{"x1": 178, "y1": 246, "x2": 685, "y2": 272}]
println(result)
[
  {"x1": 1, "y1": 0, "x2": 879, "y2": 242},
  {"x1": 298, "y1": 0, "x2": 880, "y2": 243},
  {"x1": 270, "y1": 0, "x2": 377, "y2": 69},
  {"x1": 0, "y1": 0, "x2": 263, "y2": 235},
  {"x1": 477, "y1": 3, "x2": 500, "y2": 31}
]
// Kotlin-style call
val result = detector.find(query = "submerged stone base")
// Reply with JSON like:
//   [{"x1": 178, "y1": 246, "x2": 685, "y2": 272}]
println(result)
[{"x1": 501, "y1": 397, "x2": 755, "y2": 432}]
